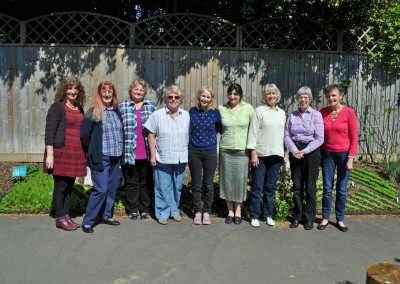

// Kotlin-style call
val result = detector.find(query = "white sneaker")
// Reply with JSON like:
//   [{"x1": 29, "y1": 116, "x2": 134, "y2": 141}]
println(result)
[
  {"x1": 266, "y1": 217, "x2": 276, "y2": 226},
  {"x1": 250, "y1": 219, "x2": 260, "y2": 228}
]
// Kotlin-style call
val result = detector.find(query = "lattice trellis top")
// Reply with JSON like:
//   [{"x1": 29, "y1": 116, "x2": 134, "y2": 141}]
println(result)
[{"x1": 0, "y1": 12, "x2": 375, "y2": 52}]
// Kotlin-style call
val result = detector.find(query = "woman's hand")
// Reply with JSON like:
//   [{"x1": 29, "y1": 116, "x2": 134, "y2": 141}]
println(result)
[
  {"x1": 46, "y1": 155, "x2": 54, "y2": 169},
  {"x1": 150, "y1": 156, "x2": 157, "y2": 167},
  {"x1": 293, "y1": 150, "x2": 305, "y2": 159},
  {"x1": 45, "y1": 145, "x2": 54, "y2": 169},
  {"x1": 251, "y1": 150, "x2": 259, "y2": 168},
  {"x1": 346, "y1": 158, "x2": 354, "y2": 170}
]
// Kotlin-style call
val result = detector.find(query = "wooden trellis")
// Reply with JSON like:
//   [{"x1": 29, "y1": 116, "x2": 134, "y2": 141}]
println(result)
[{"x1": 0, "y1": 12, "x2": 375, "y2": 52}]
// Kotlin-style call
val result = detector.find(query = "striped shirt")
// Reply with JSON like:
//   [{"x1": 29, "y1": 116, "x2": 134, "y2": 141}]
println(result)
[
  {"x1": 102, "y1": 107, "x2": 123, "y2": 157},
  {"x1": 144, "y1": 106, "x2": 190, "y2": 164},
  {"x1": 119, "y1": 99, "x2": 157, "y2": 164}
]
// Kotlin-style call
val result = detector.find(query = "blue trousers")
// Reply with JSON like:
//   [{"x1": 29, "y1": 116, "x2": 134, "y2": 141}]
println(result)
[
  {"x1": 83, "y1": 155, "x2": 121, "y2": 227},
  {"x1": 321, "y1": 150, "x2": 350, "y2": 222},
  {"x1": 154, "y1": 162, "x2": 186, "y2": 220},
  {"x1": 249, "y1": 155, "x2": 282, "y2": 219}
]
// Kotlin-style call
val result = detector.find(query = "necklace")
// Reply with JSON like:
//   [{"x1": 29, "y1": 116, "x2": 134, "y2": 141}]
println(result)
[{"x1": 66, "y1": 100, "x2": 78, "y2": 110}]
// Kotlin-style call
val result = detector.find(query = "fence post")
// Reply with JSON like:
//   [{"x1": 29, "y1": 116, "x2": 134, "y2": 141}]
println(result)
[
  {"x1": 20, "y1": 21, "x2": 25, "y2": 46},
  {"x1": 337, "y1": 29, "x2": 343, "y2": 52},
  {"x1": 129, "y1": 23, "x2": 135, "y2": 48},
  {"x1": 236, "y1": 25, "x2": 241, "y2": 50}
]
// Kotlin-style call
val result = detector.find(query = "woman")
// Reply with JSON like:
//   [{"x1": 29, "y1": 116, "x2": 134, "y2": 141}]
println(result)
[
  {"x1": 318, "y1": 84, "x2": 358, "y2": 232},
  {"x1": 44, "y1": 76, "x2": 86, "y2": 231},
  {"x1": 119, "y1": 78, "x2": 157, "y2": 220},
  {"x1": 284, "y1": 86, "x2": 324, "y2": 230},
  {"x1": 219, "y1": 83, "x2": 254, "y2": 225},
  {"x1": 144, "y1": 85, "x2": 190, "y2": 225},
  {"x1": 80, "y1": 81, "x2": 123, "y2": 233},
  {"x1": 247, "y1": 84, "x2": 286, "y2": 228},
  {"x1": 189, "y1": 86, "x2": 222, "y2": 225}
]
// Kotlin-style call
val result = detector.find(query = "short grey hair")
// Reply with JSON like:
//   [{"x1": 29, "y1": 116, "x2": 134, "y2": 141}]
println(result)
[
  {"x1": 296, "y1": 86, "x2": 313, "y2": 103},
  {"x1": 263, "y1": 84, "x2": 281, "y2": 104}
]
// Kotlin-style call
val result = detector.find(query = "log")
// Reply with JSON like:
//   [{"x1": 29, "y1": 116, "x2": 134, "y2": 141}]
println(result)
[{"x1": 366, "y1": 262, "x2": 400, "y2": 284}]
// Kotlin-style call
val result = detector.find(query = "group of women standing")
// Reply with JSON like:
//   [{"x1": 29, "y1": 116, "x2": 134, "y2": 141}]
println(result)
[{"x1": 44, "y1": 76, "x2": 357, "y2": 233}]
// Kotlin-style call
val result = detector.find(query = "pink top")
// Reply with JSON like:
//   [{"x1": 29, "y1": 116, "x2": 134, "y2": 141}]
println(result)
[
  {"x1": 320, "y1": 106, "x2": 358, "y2": 157},
  {"x1": 135, "y1": 109, "x2": 147, "y2": 160}
]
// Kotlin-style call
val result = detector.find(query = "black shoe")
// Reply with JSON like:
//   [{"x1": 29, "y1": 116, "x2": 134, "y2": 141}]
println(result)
[
  {"x1": 290, "y1": 220, "x2": 299, "y2": 228},
  {"x1": 234, "y1": 217, "x2": 242, "y2": 225},
  {"x1": 225, "y1": 216, "x2": 234, "y2": 224},
  {"x1": 102, "y1": 218, "x2": 120, "y2": 226},
  {"x1": 336, "y1": 222, "x2": 348, "y2": 232},
  {"x1": 128, "y1": 213, "x2": 137, "y2": 220},
  {"x1": 304, "y1": 221, "x2": 314, "y2": 230},
  {"x1": 140, "y1": 213, "x2": 150, "y2": 220},
  {"x1": 317, "y1": 223, "x2": 328, "y2": 230},
  {"x1": 82, "y1": 225, "x2": 94, "y2": 233}
]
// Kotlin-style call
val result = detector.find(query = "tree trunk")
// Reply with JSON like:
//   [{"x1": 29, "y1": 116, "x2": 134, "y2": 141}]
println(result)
[{"x1": 366, "y1": 262, "x2": 400, "y2": 284}]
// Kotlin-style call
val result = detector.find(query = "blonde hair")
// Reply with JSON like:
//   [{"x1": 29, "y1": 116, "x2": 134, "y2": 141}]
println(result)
[
  {"x1": 195, "y1": 86, "x2": 215, "y2": 110},
  {"x1": 163, "y1": 85, "x2": 182, "y2": 104},
  {"x1": 128, "y1": 78, "x2": 148, "y2": 98}
]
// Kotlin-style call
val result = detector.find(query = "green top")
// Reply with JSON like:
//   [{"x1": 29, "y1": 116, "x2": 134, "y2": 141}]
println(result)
[
  {"x1": 247, "y1": 104, "x2": 286, "y2": 157},
  {"x1": 219, "y1": 101, "x2": 254, "y2": 150}
]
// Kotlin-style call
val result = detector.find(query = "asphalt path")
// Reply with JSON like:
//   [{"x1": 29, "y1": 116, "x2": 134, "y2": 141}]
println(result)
[{"x1": 0, "y1": 215, "x2": 399, "y2": 284}]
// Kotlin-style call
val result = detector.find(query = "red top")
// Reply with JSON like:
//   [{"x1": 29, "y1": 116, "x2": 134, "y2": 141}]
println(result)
[{"x1": 320, "y1": 106, "x2": 358, "y2": 157}]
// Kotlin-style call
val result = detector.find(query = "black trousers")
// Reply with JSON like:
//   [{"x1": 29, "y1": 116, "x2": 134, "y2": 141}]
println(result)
[
  {"x1": 122, "y1": 160, "x2": 153, "y2": 214},
  {"x1": 53, "y1": 175, "x2": 75, "y2": 217},
  {"x1": 289, "y1": 147, "x2": 321, "y2": 222},
  {"x1": 188, "y1": 148, "x2": 218, "y2": 214}
]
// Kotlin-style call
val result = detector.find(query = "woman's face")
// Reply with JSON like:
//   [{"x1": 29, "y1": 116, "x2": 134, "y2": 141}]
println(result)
[
  {"x1": 166, "y1": 92, "x2": 181, "y2": 112},
  {"x1": 130, "y1": 84, "x2": 145, "y2": 103},
  {"x1": 325, "y1": 88, "x2": 343, "y2": 108},
  {"x1": 66, "y1": 85, "x2": 79, "y2": 103},
  {"x1": 297, "y1": 94, "x2": 311, "y2": 111},
  {"x1": 227, "y1": 89, "x2": 241, "y2": 106},
  {"x1": 264, "y1": 89, "x2": 278, "y2": 107},
  {"x1": 101, "y1": 86, "x2": 114, "y2": 107},
  {"x1": 199, "y1": 90, "x2": 212, "y2": 109}
]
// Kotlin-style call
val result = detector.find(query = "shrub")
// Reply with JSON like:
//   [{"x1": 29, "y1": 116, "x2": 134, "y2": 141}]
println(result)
[{"x1": 0, "y1": 165, "x2": 53, "y2": 213}]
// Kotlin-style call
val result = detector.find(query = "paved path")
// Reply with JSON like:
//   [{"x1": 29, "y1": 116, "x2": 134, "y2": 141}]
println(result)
[{"x1": 0, "y1": 215, "x2": 399, "y2": 284}]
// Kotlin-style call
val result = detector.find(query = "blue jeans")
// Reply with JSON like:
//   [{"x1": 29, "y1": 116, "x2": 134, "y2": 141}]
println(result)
[
  {"x1": 321, "y1": 151, "x2": 350, "y2": 222},
  {"x1": 154, "y1": 162, "x2": 186, "y2": 220},
  {"x1": 83, "y1": 155, "x2": 121, "y2": 226},
  {"x1": 250, "y1": 155, "x2": 282, "y2": 219}
]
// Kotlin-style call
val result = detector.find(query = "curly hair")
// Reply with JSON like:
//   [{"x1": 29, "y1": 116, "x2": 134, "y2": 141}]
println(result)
[
  {"x1": 54, "y1": 76, "x2": 86, "y2": 108},
  {"x1": 128, "y1": 78, "x2": 148, "y2": 99}
]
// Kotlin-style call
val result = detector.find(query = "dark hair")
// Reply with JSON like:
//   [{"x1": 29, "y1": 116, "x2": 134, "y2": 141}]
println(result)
[
  {"x1": 227, "y1": 83, "x2": 243, "y2": 99},
  {"x1": 324, "y1": 84, "x2": 345, "y2": 96},
  {"x1": 54, "y1": 76, "x2": 86, "y2": 107}
]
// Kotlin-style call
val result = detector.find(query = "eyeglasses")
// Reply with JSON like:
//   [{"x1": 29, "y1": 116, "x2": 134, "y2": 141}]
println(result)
[
  {"x1": 168, "y1": 95, "x2": 181, "y2": 100},
  {"x1": 101, "y1": 90, "x2": 113, "y2": 95}
]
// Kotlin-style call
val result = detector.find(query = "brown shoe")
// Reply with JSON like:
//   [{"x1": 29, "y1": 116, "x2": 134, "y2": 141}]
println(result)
[
  {"x1": 173, "y1": 215, "x2": 182, "y2": 222},
  {"x1": 55, "y1": 216, "x2": 77, "y2": 231},
  {"x1": 65, "y1": 214, "x2": 80, "y2": 228}
]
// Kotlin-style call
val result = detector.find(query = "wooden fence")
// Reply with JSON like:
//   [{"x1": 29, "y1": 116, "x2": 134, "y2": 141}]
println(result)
[{"x1": 0, "y1": 13, "x2": 399, "y2": 161}]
